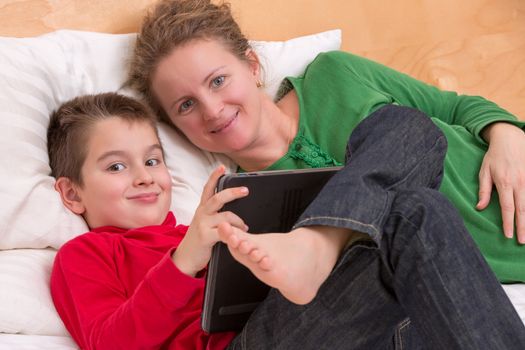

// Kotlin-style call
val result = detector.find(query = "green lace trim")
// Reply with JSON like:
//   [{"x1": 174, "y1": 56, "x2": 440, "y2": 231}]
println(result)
[{"x1": 289, "y1": 134, "x2": 343, "y2": 168}]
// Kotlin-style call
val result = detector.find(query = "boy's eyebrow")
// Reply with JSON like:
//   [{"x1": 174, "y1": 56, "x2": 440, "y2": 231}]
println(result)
[{"x1": 96, "y1": 144, "x2": 163, "y2": 163}]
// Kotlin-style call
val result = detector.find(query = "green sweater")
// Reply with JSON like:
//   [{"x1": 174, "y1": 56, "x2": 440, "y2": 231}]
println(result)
[{"x1": 266, "y1": 51, "x2": 525, "y2": 283}]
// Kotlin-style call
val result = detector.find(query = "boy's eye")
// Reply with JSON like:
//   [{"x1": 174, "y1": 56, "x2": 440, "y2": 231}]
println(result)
[
  {"x1": 211, "y1": 76, "x2": 225, "y2": 88},
  {"x1": 107, "y1": 163, "x2": 125, "y2": 172},
  {"x1": 145, "y1": 158, "x2": 160, "y2": 167},
  {"x1": 179, "y1": 99, "x2": 195, "y2": 113}
]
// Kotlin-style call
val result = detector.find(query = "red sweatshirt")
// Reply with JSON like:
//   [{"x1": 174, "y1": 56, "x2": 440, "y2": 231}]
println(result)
[{"x1": 50, "y1": 212, "x2": 235, "y2": 349}]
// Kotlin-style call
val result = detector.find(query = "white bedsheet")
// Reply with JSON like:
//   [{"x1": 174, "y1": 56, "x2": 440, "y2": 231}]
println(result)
[
  {"x1": 0, "y1": 334, "x2": 77, "y2": 350},
  {"x1": 0, "y1": 284, "x2": 523, "y2": 349},
  {"x1": 503, "y1": 284, "x2": 525, "y2": 325}
]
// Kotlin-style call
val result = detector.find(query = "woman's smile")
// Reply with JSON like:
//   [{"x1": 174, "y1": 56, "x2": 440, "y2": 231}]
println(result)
[{"x1": 210, "y1": 111, "x2": 239, "y2": 134}]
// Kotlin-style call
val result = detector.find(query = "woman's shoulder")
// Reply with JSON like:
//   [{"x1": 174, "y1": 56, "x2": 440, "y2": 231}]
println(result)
[
  {"x1": 304, "y1": 50, "x2": 373, "y2": 77},
  {"x1": 311, "y1": 50, "x2": 362, "y2": 66}
]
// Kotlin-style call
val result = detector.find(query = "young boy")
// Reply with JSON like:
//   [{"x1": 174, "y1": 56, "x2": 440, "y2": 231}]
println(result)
[{"x1": 48, "y1": 92, "x2": 248, "y2": 349}]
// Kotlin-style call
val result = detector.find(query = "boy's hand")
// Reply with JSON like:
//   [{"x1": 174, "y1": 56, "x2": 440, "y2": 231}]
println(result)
[{"x1": 172, "y1": 165, "x2": 249, "y2": 276}]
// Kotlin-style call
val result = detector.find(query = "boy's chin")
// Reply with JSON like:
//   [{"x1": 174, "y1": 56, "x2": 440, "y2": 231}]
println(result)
[
  {"x1": 86, "y1": 209, "x2": 170, "y2": 230},
  {"x1": 109, "y1": 212, "x2": 169, "y2": 230},
  {"x1": 131, "y1": 211, "x2": 169, "y2": 228}
]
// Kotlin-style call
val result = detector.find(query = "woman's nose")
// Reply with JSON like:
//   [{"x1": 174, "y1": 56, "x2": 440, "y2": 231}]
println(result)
[{"x1": 201, "y1": 94, "x2": 224, "y2": 121}]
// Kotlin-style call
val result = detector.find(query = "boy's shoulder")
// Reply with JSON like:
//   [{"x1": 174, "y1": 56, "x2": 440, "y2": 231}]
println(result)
[
  {"x1": 57, "y1": 214, "x2": 185, "y2": 252},
  {"x1": 55, "y1": 212, "x2": 186, "y2": 259},
  {"x1": 57, "y1": 229, "x2": 115, "y2": 257}
]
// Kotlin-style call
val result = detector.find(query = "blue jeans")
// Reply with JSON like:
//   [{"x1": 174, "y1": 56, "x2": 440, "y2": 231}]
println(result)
[{"x1": 227, "y1": 105, "x2": 525, "y2": 349}]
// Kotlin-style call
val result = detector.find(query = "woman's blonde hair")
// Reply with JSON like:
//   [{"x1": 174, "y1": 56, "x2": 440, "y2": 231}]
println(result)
[{"x1": 127, "y1": 0, "x2": 251, "y2": 124}]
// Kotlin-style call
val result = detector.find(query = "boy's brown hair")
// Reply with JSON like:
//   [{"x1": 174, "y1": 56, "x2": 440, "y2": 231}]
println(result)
[
  {"x1": 127, "y1": 0, "x2": 251, "y2": 125},
  {"x1": 47, "y1": 92, "x2": 161, "y2": 186}
]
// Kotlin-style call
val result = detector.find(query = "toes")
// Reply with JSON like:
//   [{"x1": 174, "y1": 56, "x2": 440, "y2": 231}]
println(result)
[
  {"x1": 238, "y1": 240, "x2": 253, "y2": 254},
  {"x1": 217, "y1": 222, "x2": 233, "y2": 242},
  {"x1": 226, "y1": 231, "x2": 241, "y2": 248},
  {"x1": 258, "y1": 256, "x2": 272, "y2": 270},
  {"x1": 248, "y1": 248, "x2": 264, "y2": 263}
]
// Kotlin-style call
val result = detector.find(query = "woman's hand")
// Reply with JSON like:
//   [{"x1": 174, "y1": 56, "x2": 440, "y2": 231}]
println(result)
[
  {"x1": 172, "y1": 165, "x2": 249, "y2": 276},
  {"x1": 477, "y1": 122, "x2": 525, "y2": 244}
]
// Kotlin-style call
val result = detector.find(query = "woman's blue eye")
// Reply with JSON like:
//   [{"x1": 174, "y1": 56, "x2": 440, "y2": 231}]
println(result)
[
  {"x1": 180, "y1": 99, "x2": 194, "y2": 112},
  {"x1": 212, "y1": 76, "x2": 225, "y2": 88},
  {"x1": 108, "y1": 163, "x2": 125, "y2": 172},
  {"x1": 145, "y1": 158, "x2": 160, "y2": 166}
]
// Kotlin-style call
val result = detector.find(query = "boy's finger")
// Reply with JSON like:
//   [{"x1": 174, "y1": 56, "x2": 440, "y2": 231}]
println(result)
[
  {"x1": 200, "y1": 165, "x2": 225, "y2": 203},
  {"x1": 205, "y1": 186, "x2": 249, "y2": 214},
  {"x1": 217, "y1": 222, "x2": 238, "y2": 246}
]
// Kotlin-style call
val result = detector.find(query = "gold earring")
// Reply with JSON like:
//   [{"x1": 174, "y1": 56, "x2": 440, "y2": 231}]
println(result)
[{"x1": 256, "y1": 79, "x2": 262, "y2": 88}]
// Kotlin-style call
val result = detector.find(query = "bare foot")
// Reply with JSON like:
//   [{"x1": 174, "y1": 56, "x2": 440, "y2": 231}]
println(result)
[{"x1": 217, "y1": 222, "x2": 350, "y2": 305}]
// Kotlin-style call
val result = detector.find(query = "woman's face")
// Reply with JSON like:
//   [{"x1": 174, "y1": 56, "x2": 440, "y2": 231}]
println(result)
[{"x1": 152, "y1": 39, "x2": 263, "y2": 155}]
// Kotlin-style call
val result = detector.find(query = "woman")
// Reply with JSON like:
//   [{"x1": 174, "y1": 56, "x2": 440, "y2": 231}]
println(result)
[{"x1": 128, "y1": 0, "x2": 525, "y2": 348}]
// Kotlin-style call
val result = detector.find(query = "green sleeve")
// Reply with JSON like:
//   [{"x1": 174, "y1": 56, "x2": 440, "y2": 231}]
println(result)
[{"x1": 331, "y1": 51, "x2": 525, "y2": 145}]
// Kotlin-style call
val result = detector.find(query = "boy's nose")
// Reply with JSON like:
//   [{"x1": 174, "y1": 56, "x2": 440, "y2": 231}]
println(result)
[{"x1": 133, "y1": 167, "x2": 154, "y2": 186}]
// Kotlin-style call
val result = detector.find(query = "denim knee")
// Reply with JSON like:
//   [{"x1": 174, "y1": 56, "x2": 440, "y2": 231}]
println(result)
[
  {"x1": 345, "y1": 104, "x2": 447, "y2": 167},
  {"x1": 344, "y1": 105, "x2": 448, "y2": 191}
]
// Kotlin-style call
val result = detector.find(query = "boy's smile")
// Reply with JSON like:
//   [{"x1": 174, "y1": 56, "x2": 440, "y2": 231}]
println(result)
[{"x1": 72, "y1": 117, "x2": 172, "y2": 229}]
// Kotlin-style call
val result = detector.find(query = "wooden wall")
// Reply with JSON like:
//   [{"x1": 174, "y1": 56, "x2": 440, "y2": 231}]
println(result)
[{"x1": 0, "y1": 0, "x2": 523, "y2": 118}]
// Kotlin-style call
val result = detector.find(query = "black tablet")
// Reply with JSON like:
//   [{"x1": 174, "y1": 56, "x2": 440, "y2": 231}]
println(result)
[{"x1": 201, "y1": 166, "x2": 342, "y2": 333}]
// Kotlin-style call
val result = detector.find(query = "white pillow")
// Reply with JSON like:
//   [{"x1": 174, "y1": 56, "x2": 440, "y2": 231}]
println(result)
[
  {"x1": 253, "y1": 30, "x2": 343, "y2": 98},
  {"x1": 0, "y1": 29, "x2": 341, "y2": 337},
  {"x1": 0, "y1": 29, "x2": 342, "y2": 250},
  {"x1": 0, "y1": 249, "x2": 68, "y2": 336}
]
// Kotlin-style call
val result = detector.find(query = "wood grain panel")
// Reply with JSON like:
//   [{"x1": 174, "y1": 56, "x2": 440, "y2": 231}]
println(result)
[
  {"x1": 0, "y1": 0, "x2": 154, "y2": 36},
  {"x1": 0, "y1": 0, "x2": 523, "y2": 119},
  {"x1": 358, "y1": 30, "x2": 525, "y2": 118},
  {"x1": 225, "y1": 0, "x2": 525, "y2": 51},
  {"x1": 2, "y1": 0, "x2": 524, "y2": 49}
]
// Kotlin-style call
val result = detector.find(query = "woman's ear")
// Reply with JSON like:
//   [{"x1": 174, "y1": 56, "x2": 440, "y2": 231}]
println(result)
[
  {"x1": 54, "y1": 177, "x2": 86, "y2": 215},
  {"x1": 245, "y1": 48, "x2": 261, "y2": 81}
]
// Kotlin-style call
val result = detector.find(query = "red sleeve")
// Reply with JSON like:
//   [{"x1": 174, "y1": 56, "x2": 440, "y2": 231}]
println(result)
[{"x1": 50, "y1": 233, "x2": 234, "y2": 350}]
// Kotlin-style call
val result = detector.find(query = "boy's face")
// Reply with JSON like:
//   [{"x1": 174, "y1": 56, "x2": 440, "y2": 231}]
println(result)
[{"x1": 73, "y1": 117, "x2": 172, "y2": 229}]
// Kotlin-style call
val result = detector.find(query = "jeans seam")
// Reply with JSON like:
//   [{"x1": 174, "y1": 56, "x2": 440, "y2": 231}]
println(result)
[
  {"x1": 396, "y1": 318, "x2": 411, "y2": 350},
  {"x1": 390, "y1": 211, "x2": 476, "y2": 347},
  {"x1": 333, "y1": 239, "x2": 377, "y2": 271},
  {"x1": 293, "y1": 216, "x2": 380, "y2": 236}
]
